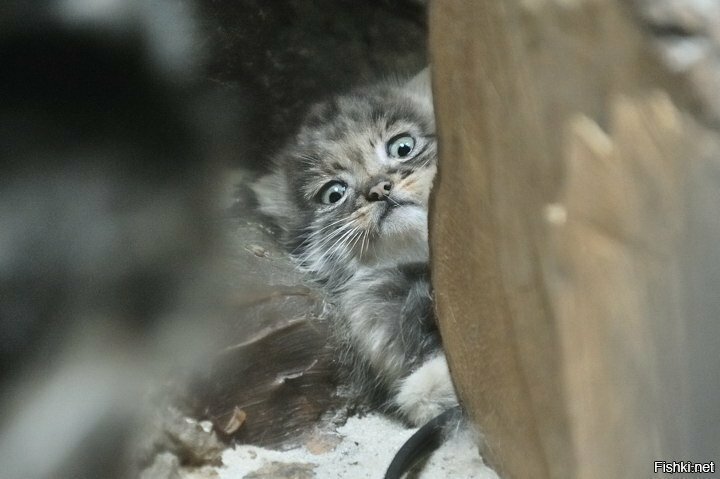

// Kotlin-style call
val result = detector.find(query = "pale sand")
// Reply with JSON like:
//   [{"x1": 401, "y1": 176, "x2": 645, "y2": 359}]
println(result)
[{"x1": 216, "y1": 413, "x2": 500, "y2": 479}]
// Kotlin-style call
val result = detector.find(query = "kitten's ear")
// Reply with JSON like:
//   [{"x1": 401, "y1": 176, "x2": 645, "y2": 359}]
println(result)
[
  {"x1": 252, "y1": 170, "x2": 296, "y2": 227},
  {"x1": 405, "y1": 67, "x2": 432, "y2": 100}
]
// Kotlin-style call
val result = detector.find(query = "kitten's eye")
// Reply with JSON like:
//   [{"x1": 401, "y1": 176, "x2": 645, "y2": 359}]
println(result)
[
  {"x1": 387, "y1": 134, "x2": 416, "y2": 159},
  {"x1": 319, "y1": 181, "x2": 347, "y2": 205}
]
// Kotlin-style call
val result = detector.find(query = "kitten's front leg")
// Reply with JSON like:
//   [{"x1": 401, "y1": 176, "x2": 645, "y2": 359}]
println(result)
[
  {"x1": 339, "y1": 265, "x2": 459, "y2": 426},
  {"x1": 394, "y1": 353, "x2": 458, "y2": 426}
]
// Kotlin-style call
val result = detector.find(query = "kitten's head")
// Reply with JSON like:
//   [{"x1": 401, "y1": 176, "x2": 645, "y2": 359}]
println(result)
[{"x1": 253, "y1": 70, "x2": 435, "y2": 283}]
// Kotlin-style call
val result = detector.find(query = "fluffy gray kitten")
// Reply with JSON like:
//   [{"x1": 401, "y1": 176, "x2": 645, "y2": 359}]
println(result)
[{"x1": 253, "y1": 71, "x2": 457, "y2": 426}]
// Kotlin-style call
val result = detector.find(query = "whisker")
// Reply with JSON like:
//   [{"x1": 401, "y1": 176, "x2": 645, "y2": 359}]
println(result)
[
  {"x1": 347, "y1": 228, "x2": 365, "y2": 255},
  {"x1": 387, "y1": 197, "x2": 401, "y2": 207},
  {"x1": 292, "y1": 213, "x2": 352, "y2": 237},
  {"x1": 302, "y1": 220, "x2": 359, "y2": 271},
  {"x1": 308, "y1": 221, "x2": 356, "y2": 251},
  {"x1": 420, "y1": 156, "x2": 432, "y2": 169},
  {"x1": 359, "y1": 230, "x2": 368, "y2": 259},
  {"x1": 291, "y1": 216, "x2": 356, "y2": 256}
]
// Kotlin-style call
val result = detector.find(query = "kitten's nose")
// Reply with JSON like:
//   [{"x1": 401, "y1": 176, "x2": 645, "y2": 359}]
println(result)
[{"x1": 366, "y1": 179, "x2": 393, "y2": 201}]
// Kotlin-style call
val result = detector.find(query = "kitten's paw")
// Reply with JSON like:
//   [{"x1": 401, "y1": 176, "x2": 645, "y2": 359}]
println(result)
[{"x1": 395, "y1": 354, "x2": 458, "y2": 426}]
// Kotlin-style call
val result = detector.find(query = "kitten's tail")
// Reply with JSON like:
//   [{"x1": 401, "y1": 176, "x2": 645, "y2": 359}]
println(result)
[{"x1": 384, "y1": 406, "x2": 463, "y2": 479}]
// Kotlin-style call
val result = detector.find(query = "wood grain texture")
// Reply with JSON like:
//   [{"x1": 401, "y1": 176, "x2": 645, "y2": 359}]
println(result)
[
  {"x1": 429, "y1": 1, "x2": 720, "y2": 478},
  {"x1": 429, "y1": 2, "x2": 563, "y2": 477}
]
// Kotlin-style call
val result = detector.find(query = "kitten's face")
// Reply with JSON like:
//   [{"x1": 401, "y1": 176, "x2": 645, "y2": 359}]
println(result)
[{"x1": 254, "y1": 74, "x2": 435, "y2": 280}]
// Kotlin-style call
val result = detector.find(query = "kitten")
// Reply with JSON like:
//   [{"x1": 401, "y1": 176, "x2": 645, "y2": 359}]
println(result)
[{"x1": 253, "y1": 70, "x2": 458, "y2": 426}]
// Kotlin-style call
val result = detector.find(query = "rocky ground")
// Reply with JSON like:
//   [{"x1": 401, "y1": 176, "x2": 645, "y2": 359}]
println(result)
[{"x1": 140, "y1": 409, "x2": 499, "y2": 479}]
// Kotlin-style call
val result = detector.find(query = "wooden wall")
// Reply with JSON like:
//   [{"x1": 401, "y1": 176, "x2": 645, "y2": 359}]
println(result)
[{"x1": 429, "y1": 1, "x2": 720, "y2": 478}]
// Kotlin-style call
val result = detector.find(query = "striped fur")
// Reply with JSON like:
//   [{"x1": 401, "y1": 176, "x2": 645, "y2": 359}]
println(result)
[{"x1": 253, "y1": 71, "x2": 458, "y2": 425}]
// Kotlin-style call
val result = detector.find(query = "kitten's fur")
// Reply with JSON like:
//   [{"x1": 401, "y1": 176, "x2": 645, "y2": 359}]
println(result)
[{"x1": 253, "y1": 71, "x2": 457, "y2": 425}]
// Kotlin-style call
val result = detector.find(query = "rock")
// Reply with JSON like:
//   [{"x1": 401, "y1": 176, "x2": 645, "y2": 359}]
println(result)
[
  {"x1": 139, "y1": 453, "x2": 182, "y2": 479},
  {"x1": 182, "y1": 200, "x2": 342, "y2": 448},
  {"x1": 242, "y1": 462, "x2": 316, "y2": 479},
  {"x1": 195, "y1": 0, "x2": 428, "y2": 169}
]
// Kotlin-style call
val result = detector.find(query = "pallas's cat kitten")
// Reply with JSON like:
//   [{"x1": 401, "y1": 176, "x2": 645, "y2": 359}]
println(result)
[{"x1": 253, "y1": 70, "x2": 457, "y2": 425}]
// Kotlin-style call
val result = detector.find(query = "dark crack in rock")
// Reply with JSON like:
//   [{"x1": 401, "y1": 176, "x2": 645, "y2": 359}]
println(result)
[{"x1": 195, "y1": 0, "x2": 428, "y2": 169}]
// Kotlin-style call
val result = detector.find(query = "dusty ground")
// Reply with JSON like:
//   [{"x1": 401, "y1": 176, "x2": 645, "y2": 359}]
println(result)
[
  {"x1": 164, "y1": 412, "x2": 500, "y2": 479},
  {"x1": 218, "y1": 413, "x2": 499, "y2": 479}
]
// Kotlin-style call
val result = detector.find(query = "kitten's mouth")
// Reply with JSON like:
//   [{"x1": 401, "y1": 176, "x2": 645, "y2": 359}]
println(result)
[
  {"x1": 378, "y1": 199, "x2": 419, "y2": 222},
  {"x1": 363, "y1": 200, "x2": 429, "y2": 264}
]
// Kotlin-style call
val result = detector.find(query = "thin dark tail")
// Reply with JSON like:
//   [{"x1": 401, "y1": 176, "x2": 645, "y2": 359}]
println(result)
[{"x1": 384, "y1": 406, "x2": 462, "y2": 479}]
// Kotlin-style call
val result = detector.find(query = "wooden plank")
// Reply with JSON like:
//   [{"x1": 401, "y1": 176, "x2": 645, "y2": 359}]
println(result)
[
  {"x1": 429, "y1": 2, "x2": 564, "y2": 477},
  {"x1": 429, "y1": 1, "x2": 720, "y2": 477}
]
